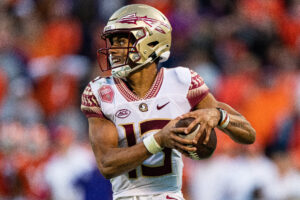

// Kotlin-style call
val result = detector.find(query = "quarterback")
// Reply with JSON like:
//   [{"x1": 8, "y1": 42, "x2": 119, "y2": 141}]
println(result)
[{"x1": 81, "y1": 4, "x2": 256, "y2": 200}]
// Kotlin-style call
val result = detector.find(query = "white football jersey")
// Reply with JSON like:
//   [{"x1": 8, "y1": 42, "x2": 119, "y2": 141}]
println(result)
[{"x1": 81, "y1": 67, "x2": 209, "y2": 198}]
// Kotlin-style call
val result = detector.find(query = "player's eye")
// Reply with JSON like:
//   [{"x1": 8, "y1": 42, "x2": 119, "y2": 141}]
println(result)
[
  {"x1": 108, "y1": 36, "x2": 128, "y2": 47},
  {"x1": 119, "y1": 39, "x2": 126, "y2": 46}
]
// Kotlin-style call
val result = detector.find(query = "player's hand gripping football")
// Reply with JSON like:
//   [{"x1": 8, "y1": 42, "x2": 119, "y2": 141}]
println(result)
[
  {"x1": 154, "y1": 119, "x2": 197, "y2": 154},
  {"x1": 178, "y1": 108, "x2": 220, "y2": 145}
]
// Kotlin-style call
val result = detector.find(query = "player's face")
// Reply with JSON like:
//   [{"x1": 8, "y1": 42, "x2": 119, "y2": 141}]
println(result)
[{"x1": 108, "y1": 35, "x2": 131, "y2": 67}]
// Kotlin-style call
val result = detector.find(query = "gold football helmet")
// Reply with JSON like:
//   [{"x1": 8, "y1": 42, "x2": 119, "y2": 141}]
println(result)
[{"x1": 98, "y1": 4, "x2": 172, "y2": 78}]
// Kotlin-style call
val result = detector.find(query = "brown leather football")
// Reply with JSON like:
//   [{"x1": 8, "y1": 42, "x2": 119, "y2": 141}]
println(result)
[{"x1": 175, "y1": 117, "x2": 217, "y2": 160}]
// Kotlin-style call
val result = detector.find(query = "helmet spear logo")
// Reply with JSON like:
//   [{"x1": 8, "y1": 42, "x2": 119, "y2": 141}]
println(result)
[{"x1": 117, "y1": 13, "x2": 170, "y2": 34}]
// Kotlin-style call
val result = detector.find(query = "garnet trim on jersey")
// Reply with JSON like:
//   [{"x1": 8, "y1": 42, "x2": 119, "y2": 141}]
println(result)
[
  {"x1": 114, "y1": 68, "x2": 164, "y2": 101},
  {"x1": 81, "y1": 84, "x2": 104, "y2": 118},
  {"x1": 187, "y1": 70, "x2": 209, "y2": 109},
  {"x1": 81, "y1": 67, "x2": 209, "y2": 119}
]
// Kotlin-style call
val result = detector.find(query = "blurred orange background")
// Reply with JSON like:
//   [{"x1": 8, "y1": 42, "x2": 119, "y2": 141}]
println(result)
[{"x1": 1, "y1": 0, "x2": 300, "y2": 199}]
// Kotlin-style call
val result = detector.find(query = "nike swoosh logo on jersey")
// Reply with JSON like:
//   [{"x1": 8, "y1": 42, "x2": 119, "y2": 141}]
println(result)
[
  {"x1": 157, "y1": 102, "x2": 170, "y2": 110},
  {"x1": 166, "y1": 195, "x2": 178, "y2": 200}
]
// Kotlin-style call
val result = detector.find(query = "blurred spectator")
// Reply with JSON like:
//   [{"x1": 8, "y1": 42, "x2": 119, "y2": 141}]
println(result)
[
  {"x1": 239, "y1": 47, "x2": 297, "y2": 148},
  {"x1": 75, "y1": 167, "x2": 113, "y2": 200},
  {"x1": 72, "y1": 0, "x2": 99, "y2": 58},
  {"x1": 30, "y1": 18, "x2": 82, "y2": 58},
  {"x1": 238, "y1": 0, "x2": 284, "y2": 26},
  {"x1": 188, "y1": 49, "x2": 220, "y2": 93},
  {"x1": 265, "y1": 151, "x2": 300, "y2": 199},
  {"x1": 19, "y1": 124, "x2": 52, "y2": 200},
  {"x1": 0, "y1": 122, "x2": 51, "y2": 199},
  {"x1": 131, "y1": 0, "x2": 174, "y2": 17},
  {"x1": 44, "y1": 125, "x2": 94, "y2": 200},
  {"x1": 0, "y1": 122, "x2": 27, "y2": 199},
  {"x1": 0, "y1": 68, "x2": 8, "y2": 107},
  {"x1": 28, "y1": 55, "x2": 89, "y2": 118},
  {"x1": 188, "y1": 144, "x2": 278, "y2": 200},
  {"x1": 166, "y1": 0, "x2": 200, "y2": 66},
  {"x1": 97, "y1": 0, "x2": 126, "y2": 20},
  {"x1": 276, "y1": 0, "x2": 300, "y2": 52},
  {"x1": 215, "y1": 51, "x2": 260, "y2": 109},
  {"x1": 0, "y1": 77, "x2": 44, "y2": 124}
]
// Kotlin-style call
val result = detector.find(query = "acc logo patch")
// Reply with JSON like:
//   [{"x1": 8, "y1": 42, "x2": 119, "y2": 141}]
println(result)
[
  {"x1": 98, "y1": 85, "x2": 114, "y2": 103},
  {"x1": 115, "y1": 109, "x2": 131, "y2": 119}
]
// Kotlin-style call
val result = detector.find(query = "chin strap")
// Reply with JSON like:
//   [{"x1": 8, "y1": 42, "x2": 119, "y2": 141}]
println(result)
[
  {"x1": 111, "y1": 57, "x2": 153, "y2": 79},
  {"x1": 111, "y1": 45, "x2": 169, "y2": 79}
]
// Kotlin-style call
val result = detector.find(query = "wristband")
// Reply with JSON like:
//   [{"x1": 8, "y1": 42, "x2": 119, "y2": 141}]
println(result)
[
  {"x1": 143, "y1": 134, "x2": 163, "y2": 154},
  {"x1": 216, "y1": 108, "x2": 223, "y2": 125},
  {"x1": 217, "y1": 108, "x2": 230, "y2": 129}
]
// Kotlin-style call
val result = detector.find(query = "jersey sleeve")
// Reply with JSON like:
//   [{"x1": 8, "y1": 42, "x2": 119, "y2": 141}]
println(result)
[
  {"x1": 81, "y1": 84, "x2": 104, "y2": 118},
  {"x1": 187, "y1": 70, "x2": 209, "y2": 109}
]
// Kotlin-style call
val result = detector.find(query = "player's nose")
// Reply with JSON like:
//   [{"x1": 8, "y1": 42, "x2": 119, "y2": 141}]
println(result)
[{"x1": 108, "y1": 47, "x2": 118, "y2": 55}]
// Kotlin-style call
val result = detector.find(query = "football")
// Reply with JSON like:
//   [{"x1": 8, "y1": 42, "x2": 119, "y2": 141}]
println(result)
[{"x1": 175, "y1": 117, "x2": 217, "y2": 160}]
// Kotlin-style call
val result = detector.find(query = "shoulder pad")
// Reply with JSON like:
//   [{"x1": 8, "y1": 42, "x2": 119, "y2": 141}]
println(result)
[{"x1": 171, "y1": 66, "x2": 191, "y2": 85}]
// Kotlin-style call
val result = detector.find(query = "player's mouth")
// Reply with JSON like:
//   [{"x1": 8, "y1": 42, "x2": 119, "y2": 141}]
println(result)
[
  {"x1": 112, "y1": 58, "x2": 122, "y2": 64},
  {"x1": 109, "y1": 55, "x2": 124, "y2": 66}
]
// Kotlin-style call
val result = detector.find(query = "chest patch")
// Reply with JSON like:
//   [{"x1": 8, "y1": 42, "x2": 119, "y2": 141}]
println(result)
[{"x1": 99, "y1": 85, "x2": 114, "y2": 103}]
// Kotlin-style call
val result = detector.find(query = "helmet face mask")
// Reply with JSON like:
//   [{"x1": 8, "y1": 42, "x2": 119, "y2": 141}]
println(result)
[
  {"x1": 97, "y1": 28, "x2": 145, "y2": 78},
  {"x1": 97, "y1": 4, "x2": 172, "y2": 78}
]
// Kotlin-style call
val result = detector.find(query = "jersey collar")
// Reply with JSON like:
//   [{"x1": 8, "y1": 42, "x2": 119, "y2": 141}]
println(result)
[{"x1": 114, "y1": 68, "x2": 164, "y2": 101}]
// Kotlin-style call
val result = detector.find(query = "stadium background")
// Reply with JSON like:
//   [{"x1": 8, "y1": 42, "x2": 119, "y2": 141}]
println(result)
[{"x1": 0, "y1": 0, "x2": 300, "y2": 199}]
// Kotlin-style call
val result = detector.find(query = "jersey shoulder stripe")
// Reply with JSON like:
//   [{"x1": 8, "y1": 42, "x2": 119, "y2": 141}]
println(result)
[
  {"x1": 81, "y1": 83, "x2": 104, "y2": 118},
  {"x1": 187, "y1": 69, "x2": 209, "y2": 109}
]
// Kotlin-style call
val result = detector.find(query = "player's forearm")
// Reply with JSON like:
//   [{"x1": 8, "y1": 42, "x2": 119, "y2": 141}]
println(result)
[
  {"x1": 95, "y1": 143, "x2": 152, "y2": 179},
  {"x1": 216, "y1": 102, "x2": 256, "y2": 144},
  {"x1": 220, "y1": 113, "x2": 256, "y2": 144}
]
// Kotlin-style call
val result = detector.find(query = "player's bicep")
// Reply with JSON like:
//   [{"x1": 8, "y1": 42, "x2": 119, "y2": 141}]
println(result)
[
  {"x1": 195, "y1": 93, "x2": 241, "y2": 116},
  {"x1": 88, "y1": 117, "x2": 119, "y2": 163},
  {"x1": 194, "y1": 93, "x2": 218, "y2": 109}
]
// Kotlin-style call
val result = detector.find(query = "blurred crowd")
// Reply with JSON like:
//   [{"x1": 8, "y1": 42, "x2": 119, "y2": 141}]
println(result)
[{"x1": 0, "y1": 0, "x2": 300, "y2": 199}]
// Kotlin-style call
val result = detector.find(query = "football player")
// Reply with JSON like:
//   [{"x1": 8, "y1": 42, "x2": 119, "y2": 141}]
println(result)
[{"x1": 81, "y1": 4, "x2": 256, "y2": 200}]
